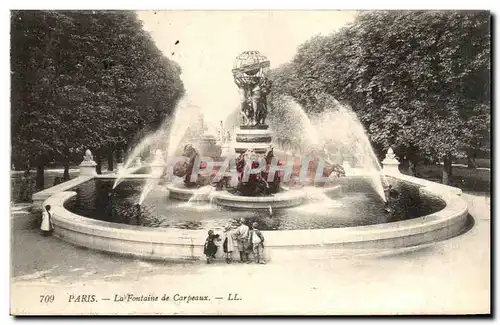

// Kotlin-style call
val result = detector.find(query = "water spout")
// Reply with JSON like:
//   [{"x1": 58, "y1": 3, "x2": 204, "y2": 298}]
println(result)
[
  {"x1": 138, "y1": 149, "x2": 165, "y2": 204},
  {"x1": 268, "y1": 96, "x2": 387, "y2": 202}
]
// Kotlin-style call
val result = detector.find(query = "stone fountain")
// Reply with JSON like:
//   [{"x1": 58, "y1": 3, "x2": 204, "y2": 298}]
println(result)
[
  {"x1": 33, "y1": 50, "x2": 471, "y2": 264},
  {"x1": 31, "y1": 48, "x2": 471, "y2": 264},
  {"x1": 166, "y1": 51, "x2": 345, "y2": 209}
]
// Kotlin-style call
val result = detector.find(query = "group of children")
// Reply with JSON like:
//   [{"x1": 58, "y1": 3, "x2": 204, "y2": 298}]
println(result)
[
  {"x1": 203, "y1": 217, "x2": 266, "y2": 264},
  {"x1": 41, "y1": 204, "x2": 264, "y2": 264}
]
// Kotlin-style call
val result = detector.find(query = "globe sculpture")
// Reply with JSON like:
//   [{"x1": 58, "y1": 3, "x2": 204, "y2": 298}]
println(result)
[
  {"x1": 230, "y1": 51, "x2": 281, "y2": 195},
  {"x1": 232, "y1": 51, "x2": 271, "y2": 127}
]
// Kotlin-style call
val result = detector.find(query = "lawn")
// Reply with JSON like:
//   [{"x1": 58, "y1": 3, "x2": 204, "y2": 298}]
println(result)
[
  {"x1": 10, "y1": 170, "x2": 79, "y2": 203},
  {"x1": 403, "y1": 164, "x2": 491, "y2": 194}
]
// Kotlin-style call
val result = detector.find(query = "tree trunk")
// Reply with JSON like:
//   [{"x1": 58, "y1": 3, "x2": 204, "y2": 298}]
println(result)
[
  {"x1": 63, "y1": 160, "x2": 70, "y2": 181},
  {"x1": 401, "y1": 156, "x2": 410, "y2": 174},
  {"x1": 411, "y1": 160, "x2": 421, "y2": 178},
  {"x1": 442, "y1": 155, "x2": 452, "y2": 185},
  {"x1": 467, "y1": 149, "x2": 477, "y2": 169},
  {"x1": 96, "y1": 152, "x2": 102, "y2": 175},
  {"x1": 107, "y1": 149, "x2": 114, "y2": 172},
  {"x1": 115, "y1": 148, "x2": 123, "y2": 164},
  {"x1": 62, "y1": 146, "x2": 71, "y2": 181},
  {"x1": 36, "y1": 164, "x2": 44, "y2": 190}
]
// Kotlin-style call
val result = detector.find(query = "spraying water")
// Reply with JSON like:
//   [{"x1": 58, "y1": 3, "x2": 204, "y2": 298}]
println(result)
[
  {"x1": 286, "y1": 101, "x2": 321, "y2": 150},
  {"x1": 114, "y1": 95, "x2": 206, "y2": 194},
  {"x1": 319, "y1": 104, "x2": 387, "y2": 202},
  {"x1": 121, "y1": 87, "x2": 387, "y2": 206},
  {"x1": 138, "y1": 149, "x2": 166, "y2": 204},
  {"x1": 290, "y1": 186, "x2": 343, "y2": 214},
  {"x1": 113, "y1": 127, "x2": 168, "y2": 189},
  {"x1": 165, "y1": 98, "x2": 205, "y2": 162},
  {"x1": 186, "y1": 185, "x2": 215, "y2": 204},
  {"x1": 115, "y1": 96, "x2": 203, "y2": 180},
  {"x1": 124, "y1": 130, "x2": 164, "y2": 170},
  {"x1": 268, "y1": 96, "x2": 319, "y2": 153},
  {"x1": 303, "y1": 186, "x2": 334, "y2": 202},
  {"x1": 178, "y1": 186, "x2": 218, "y2": 211},
  {"x1": 269, "y1": 96, "x2": 387, "y2": 202}
]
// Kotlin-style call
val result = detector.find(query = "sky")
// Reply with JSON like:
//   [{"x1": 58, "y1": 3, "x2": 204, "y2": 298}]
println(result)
[{"x1": 137, "y1": 11, "x2": 358, "y2": 125}]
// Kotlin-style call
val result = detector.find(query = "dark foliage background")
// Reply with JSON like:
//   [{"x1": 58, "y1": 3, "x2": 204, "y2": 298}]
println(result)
[
  {"x1": 268, "y1": 11, "x2": 490, "y2": 184},
  {"x1": 11, "y1": 10, "x2": 185, "y2": 188}
]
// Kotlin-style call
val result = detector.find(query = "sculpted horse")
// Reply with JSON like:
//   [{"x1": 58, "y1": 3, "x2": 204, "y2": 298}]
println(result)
[{"x1": 172, "y1": 144, "x2": 213, "y2": 188}]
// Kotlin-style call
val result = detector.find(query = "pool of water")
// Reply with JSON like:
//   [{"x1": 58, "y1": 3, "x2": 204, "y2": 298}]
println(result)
[{"x1": 64, "y1": 179, "x2": 446, "y2": 231}]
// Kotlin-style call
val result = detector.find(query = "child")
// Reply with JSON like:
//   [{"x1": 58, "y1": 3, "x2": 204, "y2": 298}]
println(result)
[
  {"x1": 40, "y1": 205, "x2": 54, "y2": 236},
  {"x1": 221, "y1": 223, "x2": 235, "y2": 264},
  {"x1": 233, "y1": 217, "x2": 250, "y2": 263},
  {"x1": 203, "y1": 230, "x2": 219, "y2": 264},
  {"x1": 249, "y1": 222, "x2": 266, "y2": 264}
]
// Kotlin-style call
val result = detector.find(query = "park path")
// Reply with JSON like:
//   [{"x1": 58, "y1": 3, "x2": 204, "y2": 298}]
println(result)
[{"x1": 10, "y1": 192, "x2": 490, "y2": 315}]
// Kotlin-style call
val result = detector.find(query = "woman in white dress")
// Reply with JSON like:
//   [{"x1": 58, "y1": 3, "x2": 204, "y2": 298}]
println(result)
[{"x1": 41, "y1": 205, "x2": 53, "y2": 236}]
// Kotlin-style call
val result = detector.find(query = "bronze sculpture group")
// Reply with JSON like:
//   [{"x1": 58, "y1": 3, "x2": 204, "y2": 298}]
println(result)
[
  {"x1": 236, "y1": 75, "x2": 271, "y2": 126},
  {"x1": 171, "y1": 51, "x2": 344, "y2": 196}
]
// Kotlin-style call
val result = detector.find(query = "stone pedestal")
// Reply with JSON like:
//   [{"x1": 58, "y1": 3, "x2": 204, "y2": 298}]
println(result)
[
  {"x1": 234, "y1": 124, "x2": 272, "y2": 154},
  {"x1": 382, "y1": 148, "x2": 400, "y2": 175},
  {"x1": 79, "y1": 161, "x2": 97, "y2": 176},
  {"x1": 79, "y1": 149, "x2": 97, "y2": 176}
]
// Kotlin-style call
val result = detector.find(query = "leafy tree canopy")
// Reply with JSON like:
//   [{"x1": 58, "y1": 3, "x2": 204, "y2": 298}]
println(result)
[
  {"x1": 11, "y1": 10, "x2": 185, "y2": 176},
  {"x1": 269, "y1": 10, "x2": 490, "y2": 167}
]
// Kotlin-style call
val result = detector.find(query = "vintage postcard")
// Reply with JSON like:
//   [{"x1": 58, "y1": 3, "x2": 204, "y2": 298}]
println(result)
[{"x1": 10, "y1": 10, "x2": 491, "y2": 315}]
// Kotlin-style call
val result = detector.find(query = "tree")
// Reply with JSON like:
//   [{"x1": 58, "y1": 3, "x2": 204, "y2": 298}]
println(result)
[
  {"x1": 269, "y1": 11, "x2": 490, "y2": 184},
  {"x1": 11, "y1": 10, "x2": 185, "y2": 189}
]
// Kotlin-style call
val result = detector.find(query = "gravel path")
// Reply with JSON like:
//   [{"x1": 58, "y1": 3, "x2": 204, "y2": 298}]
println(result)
[{"x1": 10, "y1": 192, "x2": 490, "y2": 315}]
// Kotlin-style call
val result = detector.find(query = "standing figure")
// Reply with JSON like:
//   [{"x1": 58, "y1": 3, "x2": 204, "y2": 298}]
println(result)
[
  {"x1": 203, "y1": 230, "x2": 220, "y2": 264},
  {"x1": 40, "y1": 205, "x2": 54, "y2": 236},
  {"x1": 254, "y1": 77, "x2": 270, "y2": 125},
  {"x1": 251, "y1": 82, "x2": 262, "y2": 125},
  {"x1": 19, "y1": 170, "x2": 34, "y2": 202},
  {"x1": 221, "y1": 223, "x2": 235, "y2": 263},
  {"x1": 249, "y1": 222, "x2": 266, "y2": 264},
  {"x1": 240, "y1": 87, "x2": 254, "y2": 126},
  {"x1": 233, "y1": 217, "x2": 250, "y2": 263},
  {"x1": 18, "y1": 171, "x2": 28, "y2": 202}
]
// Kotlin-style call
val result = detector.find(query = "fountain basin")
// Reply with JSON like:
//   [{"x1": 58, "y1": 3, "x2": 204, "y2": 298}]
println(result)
[
  {"x1": 211, "y1": 188, "x2": 307, "y2": 209},
  {"x1": 166, "y1": 183, "x2": 206, "y2": 201},
  {"x1": 42, "y1": 174, "x2": 469, "y2": 261},
  {"x1": 166, "y1": 182, "x2": 341, "y2": 209}
]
